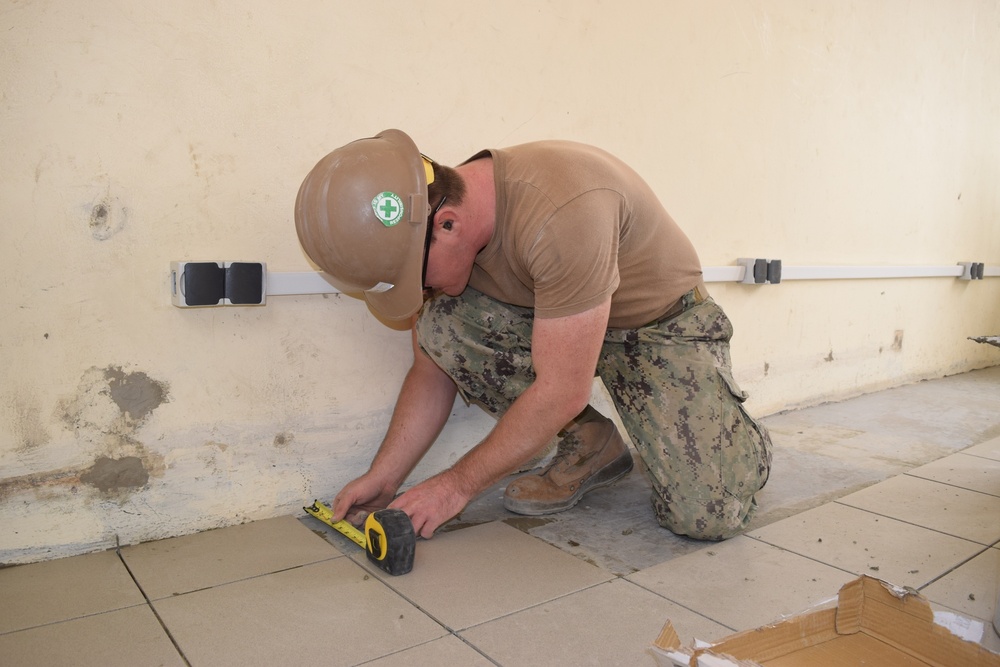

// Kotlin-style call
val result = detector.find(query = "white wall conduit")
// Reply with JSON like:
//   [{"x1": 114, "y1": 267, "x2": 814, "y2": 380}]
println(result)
[
  {"x1": 169, "y1": 262, "x2": 999, "y2": 304},
  {"x1": 711, "y1": 260, "x2": 999, "y2": 286}
]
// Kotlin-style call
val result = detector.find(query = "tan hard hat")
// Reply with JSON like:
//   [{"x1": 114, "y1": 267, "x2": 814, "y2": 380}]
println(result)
[{"x1": 295, "y1": 129, "x2": 432, "y2": 321}]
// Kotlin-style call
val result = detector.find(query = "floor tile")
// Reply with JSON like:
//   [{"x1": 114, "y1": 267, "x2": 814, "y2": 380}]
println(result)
[
  {"x1": 748, "y1": 503, "x2": 984, "y2": 588},
  {"x1": 626, "y1": 536, "x2": 856, "y2": 631},
  {"x1": 0, "y1": 605, "x2": 183, "y2": 667},
  {"x1": 963, "y1": 436, "x2": 1000, "y2": 462},
  {"x1": 359, "y1": 522, "x2": 614, "y2": 631},
  {"x1": 460, "y1": 578, "x2": 730, "y2": 666},
  {"x1": 153, "y1": 558, "x2": 445, "y2": 667},
  {"x1": 921, "y1": 546, "x2": 999, "y2": 623},
  {"x1": 361, "y1": 636, "x2": 494, "y2": 667},
  {"x1": 0, "y1": 549, "x2": 145, "y2": 634},
  {"x1": 836, "y1": 474, "x2": 1000, "y2": 544},
  {"x1": 120, "y1": 515, "x2": 339, "y2": 599},
  {"x1": 906, "y1": 452, "x2": 1000, "y2": 497}
]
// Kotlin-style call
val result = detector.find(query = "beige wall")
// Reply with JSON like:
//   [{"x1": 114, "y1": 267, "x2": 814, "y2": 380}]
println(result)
[{"x1": 1, "y1": 1, "x2": 998, "y2": 563}]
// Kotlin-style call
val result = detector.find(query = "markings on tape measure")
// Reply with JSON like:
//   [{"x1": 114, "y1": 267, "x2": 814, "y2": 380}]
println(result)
[{"x1": 303, "y1": 500, "x2": 366, "y2": 549}]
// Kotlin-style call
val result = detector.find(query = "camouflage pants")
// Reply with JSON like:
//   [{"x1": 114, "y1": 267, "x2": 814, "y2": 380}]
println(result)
[{"x1": 416, "y1": 286, "x2": 772, "y2": 540}]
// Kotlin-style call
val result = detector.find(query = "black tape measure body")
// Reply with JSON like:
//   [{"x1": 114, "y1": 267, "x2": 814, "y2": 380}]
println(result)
[
  {"x1": 365, "y1": 508, "x2": 416, "y2": 576},
  {"x1": 303, "y1": 501, "x2": 416, "y2": 576}
]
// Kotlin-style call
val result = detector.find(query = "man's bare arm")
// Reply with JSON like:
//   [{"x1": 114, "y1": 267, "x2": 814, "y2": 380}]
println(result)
[
  {"x1": 331, "y1": 324, "x2": 458, "y2": 524},
  {"x1": 390, "y1": 297, "x2": 612, "y2": 537}
]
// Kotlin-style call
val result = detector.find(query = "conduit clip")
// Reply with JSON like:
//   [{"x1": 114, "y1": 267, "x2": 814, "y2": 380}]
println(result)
[
  {"x1": 738, "y1": 258, "x2": 782, "y2": 285},
  {"x1": 958, "y1": 262, "x2": 986, "y2": 281}
]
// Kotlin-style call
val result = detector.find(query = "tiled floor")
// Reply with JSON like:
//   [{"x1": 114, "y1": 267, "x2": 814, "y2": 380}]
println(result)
[{"x1": 2, "y1": 369, "x2": 999, "y2": 666}]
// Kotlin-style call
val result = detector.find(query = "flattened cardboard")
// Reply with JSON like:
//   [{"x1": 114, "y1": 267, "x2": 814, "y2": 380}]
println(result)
[{"x1": 652, "y1": 576, "x2": 1000, "y2": 667}]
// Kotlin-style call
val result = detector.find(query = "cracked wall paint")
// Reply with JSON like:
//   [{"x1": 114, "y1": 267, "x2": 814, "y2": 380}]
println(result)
[{"x1": 0, "y1": 365, "x2": 173, "y2": 561}]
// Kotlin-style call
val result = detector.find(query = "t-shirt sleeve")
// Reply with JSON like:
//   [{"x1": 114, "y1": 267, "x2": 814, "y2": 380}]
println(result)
[{"x1": 524, "y1": 190, "x2": 621, "y2": 319}]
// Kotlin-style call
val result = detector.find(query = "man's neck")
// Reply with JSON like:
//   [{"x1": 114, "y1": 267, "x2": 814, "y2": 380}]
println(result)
[{"x1": 455, "y1": 157, "x2": 496, "y2": 251}]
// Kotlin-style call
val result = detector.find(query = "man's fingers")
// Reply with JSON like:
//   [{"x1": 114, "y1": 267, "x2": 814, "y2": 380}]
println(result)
[
  {"x1": 417, "y1": 520, "x2": 436, "y2": 540},
  {"x1": 330, "y1": 493, "x2": 354, "y2": 522},
  {"x1": 345, "y1": 509, "x2": 368, "y2": 527},
  {"x1": 389, "y1": 494, "x2": 440, "y2": 539}
]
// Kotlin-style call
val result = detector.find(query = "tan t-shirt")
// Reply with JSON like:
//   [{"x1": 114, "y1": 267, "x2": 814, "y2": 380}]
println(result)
[{"x1": 466, "y1": 141, "x2": 703, "y2": 329}]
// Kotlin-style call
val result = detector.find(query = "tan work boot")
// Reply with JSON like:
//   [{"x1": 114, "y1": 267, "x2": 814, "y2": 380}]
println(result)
[{"x1": 503, "y1": 409, "x2": 633, "y2": 515}]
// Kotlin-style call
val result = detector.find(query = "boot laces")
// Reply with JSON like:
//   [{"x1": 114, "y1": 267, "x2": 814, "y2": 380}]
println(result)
[{"x1": 541, "y1": 429, "x2": 590, "y2": 477}]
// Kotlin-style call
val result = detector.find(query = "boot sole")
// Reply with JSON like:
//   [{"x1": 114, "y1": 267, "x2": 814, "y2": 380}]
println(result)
[{"x1": 503, "y1": 448, "x2": 634, "y2": 516}]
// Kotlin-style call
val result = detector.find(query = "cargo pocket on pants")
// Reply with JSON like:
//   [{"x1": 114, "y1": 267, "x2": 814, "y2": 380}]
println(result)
[{"x1": 717, "y1": 368, "x2": 772, "y2": 496}]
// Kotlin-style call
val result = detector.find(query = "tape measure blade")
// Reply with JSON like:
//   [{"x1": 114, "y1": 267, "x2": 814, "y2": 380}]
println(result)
[
  {"x1": 303, "y1": 500, "x2": 366, "y2": 549},
  {"x1": 332, "y1": 521, "x2": 367, "y2": 548}
]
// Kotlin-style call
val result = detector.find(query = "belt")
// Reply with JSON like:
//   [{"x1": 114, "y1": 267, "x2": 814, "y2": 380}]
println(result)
[{"x1": 658, "y1": 283, "x2": 708, "y2": 322}]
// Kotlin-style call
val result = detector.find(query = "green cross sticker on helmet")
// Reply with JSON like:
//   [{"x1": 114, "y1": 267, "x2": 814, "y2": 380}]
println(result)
[{"x1": 372, "y1": 191, "x2": 405, "y2": 227}]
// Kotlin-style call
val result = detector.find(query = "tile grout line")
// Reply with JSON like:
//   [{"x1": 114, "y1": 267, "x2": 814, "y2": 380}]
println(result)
[
  {"x1": 0, "y1": 605, "x2": 151, "y2": 638},
  {"x1": 137, "y1": 555, "x2": 345, "y2": 601},
  {"x1": 354, "y1": 555, "x2": 637, "y2": 663},
  {"x1": 745, "y1": 519, "x2": 995, "y2": 595},
  {"x1": 902, "y1": 471, "x2": 1000, "y2": 499},
  {"x1": 742, "y1": 533, "x2": 891, "y2": 583},
  {"x1": 914, "y1": 543, "x2": 998, "y2": 593},
  {"x1": 339, "y1": 555, "x2": 501, "y2": 665},
  {"x1": 451, "y1": 577, "x2": 620, "y2": 634},
  {"x1": 615, "y1": 576, "x2": 740, "y2": 634},
  {"x1": 953, "y1": 448, "x2": 1000, "y2": 459},
  {"x1": 445, "y1": 578, "x2": 645, "y2": 664},
  {"x1": 831, "y1": 498, "x2": 1000, "y2": 546},
  {"x1": 453, "y1": 635, "x2": 504, "y2": 667},
  {"x1": 956, "y1": 451, "x2": 1000, "y2": 464},
  {"x1": 350, "y1": 635, "x2": 502, "y2": 667},
  {"x1": 115, "y1": 545, "x2": 192, "y2": 667}
]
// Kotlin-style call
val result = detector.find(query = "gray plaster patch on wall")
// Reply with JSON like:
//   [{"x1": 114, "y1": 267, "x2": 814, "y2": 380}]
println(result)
[
  {"x1": 80, "y1": 456, "x2": 149, "y2": 493},
  {"x1": 57, "y1": 366, "x2": 170, "y2": 435},
  {"x1": 104, "y1": 366, "x2": 169, "y2": 423},
  {"x1": 36, "y1": 365, "x2": 170, "y2": 500}
]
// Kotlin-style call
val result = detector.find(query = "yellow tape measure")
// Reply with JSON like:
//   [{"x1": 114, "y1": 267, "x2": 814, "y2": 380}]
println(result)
[
  {"x1": 303, "y1": 500, "x2": 416, "y2": 576},
  {"x1": 303, "y1": 500, "x2": 366, "y2": 548}
]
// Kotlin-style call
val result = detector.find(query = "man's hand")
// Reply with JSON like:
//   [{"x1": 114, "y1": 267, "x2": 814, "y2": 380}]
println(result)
[
  {"x1": 332, "y1": 321, "x2": 459, "y2": 529},
  {"x1": 331, "y1": 473, "x2": 398, "y2": 526},
  {"x1": 388, "y1": 470, "x2": 471, "y2": 539}
]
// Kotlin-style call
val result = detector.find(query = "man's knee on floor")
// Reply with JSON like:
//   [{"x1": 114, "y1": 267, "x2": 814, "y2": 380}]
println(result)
[{"x1": 650, "y1": 490, "x2": 756, "y2": 541}]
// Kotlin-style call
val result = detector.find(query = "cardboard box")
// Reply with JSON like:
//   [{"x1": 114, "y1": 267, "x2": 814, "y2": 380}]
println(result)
[{"x1": 651, "y1": 575, "x2": 1000, "y2": 666}]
